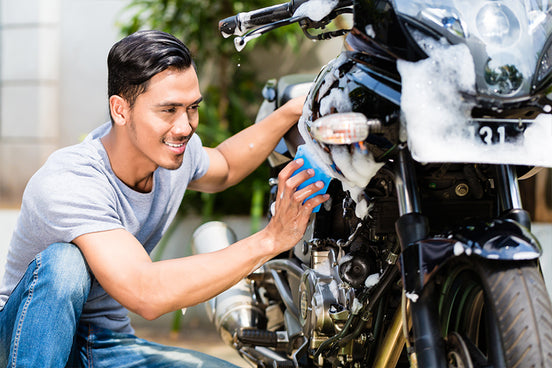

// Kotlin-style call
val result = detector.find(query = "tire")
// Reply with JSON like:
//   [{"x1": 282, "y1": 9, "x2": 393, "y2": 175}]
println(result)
[{"x1": 438, "y1": 257, "x2": 552, "y2": 368}]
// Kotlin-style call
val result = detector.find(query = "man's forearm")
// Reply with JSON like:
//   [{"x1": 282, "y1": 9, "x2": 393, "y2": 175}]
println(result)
[
  {"x1": 214, "y1": 98, "x2": 303, "y2": 188},
  {"x1": 141, "y1": 229, "x2": 277, "y2": 319}
]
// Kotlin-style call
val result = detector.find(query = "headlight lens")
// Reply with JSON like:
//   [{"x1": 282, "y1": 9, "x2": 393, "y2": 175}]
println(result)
[
  {"x1": 484, "y1": 55, "x2": 524, "y2": 95},
  {"x1": 476, "y1": 3, "x2": 520, "y2": 47}
]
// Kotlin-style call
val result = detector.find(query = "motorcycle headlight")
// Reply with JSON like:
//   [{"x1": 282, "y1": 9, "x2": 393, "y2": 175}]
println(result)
[
  {"x1": 484, "y1": 55, "x2": 524, "y2": 95},
  {"x1": 476, "y1": 3, "x2": 520, "y2": 47},
  {"x1": 476, "y1": 3, "x2": 525, "y2": 96}
]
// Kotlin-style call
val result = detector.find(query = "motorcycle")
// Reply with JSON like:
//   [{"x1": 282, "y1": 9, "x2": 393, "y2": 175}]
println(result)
[{"x1": 192, "y1": 0, "x2": 552, "y2": 367}]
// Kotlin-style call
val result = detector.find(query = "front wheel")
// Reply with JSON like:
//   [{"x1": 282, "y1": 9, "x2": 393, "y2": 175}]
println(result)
[{"x1": 438, "y1": 257, "x2": 552, "y2": 367}]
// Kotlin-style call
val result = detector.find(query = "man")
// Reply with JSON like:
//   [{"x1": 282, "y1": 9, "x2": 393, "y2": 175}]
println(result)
[{"x1": 0, "y1": 30, "x2": 328, "y2": 367}]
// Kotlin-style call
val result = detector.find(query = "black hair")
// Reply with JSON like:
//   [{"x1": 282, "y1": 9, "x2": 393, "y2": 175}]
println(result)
[{"x1": 107, "y1": 30, "x2": 195, "y2": 108}]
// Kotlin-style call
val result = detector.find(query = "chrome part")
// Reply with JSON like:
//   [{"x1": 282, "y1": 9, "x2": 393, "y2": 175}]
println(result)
[
  {"x1": 191, "y1": 221, "x2": 237, "y2": 254},
  {"x1": 419, "y1": 7, "x2": 467, "y2": 39},
  {"x1": 271, "y1": 269, "x2": 300, "y2": 318},
  {"x1": 496, "y1": 164, "x2": 522, "y2": 211},
  {"x1": 299, "y1": 268, "x2": 339, "y2": 337},
  {"x1": 238, "y1": 345, "x2": 292, "y2": 367},
  {"x1": 263, "y1": 258, "x2": 304, "y2": 279},
  {"x1": 284, "y1": 309, "x2": 303, "y2": 340},
  {"x1": 192, "y1": 221, "x2": 266, "y2": 346},
  {"x1": 298, "y1": 248, "x2": 356, "y2": 357},
  {"x1": 395, "y1": 146, "x2": 422, "y2": 215}
]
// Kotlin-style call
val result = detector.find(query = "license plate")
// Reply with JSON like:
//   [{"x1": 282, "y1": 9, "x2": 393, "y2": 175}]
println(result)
[
  {"x1": 468, "y1": 118, "x2": 529, "y2": 145},
  {"x1": 408, "y1": 113, "x2": 552, "y2": 167}
]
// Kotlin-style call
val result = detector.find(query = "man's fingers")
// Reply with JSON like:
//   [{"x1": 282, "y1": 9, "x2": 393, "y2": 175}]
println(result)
[
  {"x1": 274, "y1": 158, "x2": 330, "y2": 217},
  {"x1": 278, "y1": 158, "x2": 304, "y2": 182},
  {"x1": 303, "y1": 193, "x2": 330, "y2": 211},
  {"x1": 292, "y1": 180, "x2": 324, "y2": 202},
  {"x1": 277, "y1": 159, "x2": 315, "y2": 200}
]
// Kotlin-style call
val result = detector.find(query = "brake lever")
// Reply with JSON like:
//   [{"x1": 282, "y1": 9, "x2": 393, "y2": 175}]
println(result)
[
  {"x1": 233, "y1": 0, "x2": 353, "y2": 51},
  {"x1": 299, "y1": 7, "x2": 353, "y2": 40},
  {"x1": 234, "y1": 16, "x2": 304, "y2": 51}
]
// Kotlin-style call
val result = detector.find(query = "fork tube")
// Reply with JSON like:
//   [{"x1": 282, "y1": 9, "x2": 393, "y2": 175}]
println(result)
[
  {"x1": 496, "y1": 164, "x2": 531, "y2": 229},
  {"x1": 394, "y1": 146, "x2": 427, "y2": 249},
  {"x1": 496, "y1": 164, "x2": 522, "y2": 211},
  {"x1": 394, "y1": 145, "x2": 447, "y2": 368},
  {"x1": 395, "y1": 145, "x2": 422, "y2": 216}
]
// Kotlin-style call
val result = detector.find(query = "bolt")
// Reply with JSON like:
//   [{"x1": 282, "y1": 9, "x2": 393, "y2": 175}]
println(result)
[{"x1": 455, "y1": 183, "x2": 469, "y2": 197}]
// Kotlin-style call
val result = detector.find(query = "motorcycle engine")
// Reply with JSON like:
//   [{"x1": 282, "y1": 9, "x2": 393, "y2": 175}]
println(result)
[{"x1": 298, "y1": 244, "x2": 361, "y2": 355}]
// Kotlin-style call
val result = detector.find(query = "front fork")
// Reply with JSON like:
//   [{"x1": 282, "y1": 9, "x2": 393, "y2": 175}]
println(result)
[
  {"x1": 393, "y1": 145, "x2": 533, "y2": 367},
  {"x1": 394, "y1": 145, "x2": 447, "y2": 367},
  {"x1": 496, "y1": 164, "x2": 532, "y2": 229}
]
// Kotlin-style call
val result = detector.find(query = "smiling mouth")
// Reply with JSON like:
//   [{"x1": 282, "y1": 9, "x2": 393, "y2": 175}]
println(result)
[{"x1": 164, "y1": 142, "x2": 185, "y2": 148}]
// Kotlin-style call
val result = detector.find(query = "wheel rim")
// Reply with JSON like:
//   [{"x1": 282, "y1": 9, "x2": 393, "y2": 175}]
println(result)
[{"x1": 439, "y1": 264, "x2": 505, "y2": 367}]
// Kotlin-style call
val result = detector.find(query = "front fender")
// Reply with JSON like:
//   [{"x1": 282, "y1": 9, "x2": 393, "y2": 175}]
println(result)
[{"x1": 400, "y1": 218, "x2": 541, "y2": 301}]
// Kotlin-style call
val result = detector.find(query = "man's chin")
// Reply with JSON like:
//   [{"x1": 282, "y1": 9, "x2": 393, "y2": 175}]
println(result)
[{"x1": 161, "y1": 158, "x2": 184, "y2": 171}]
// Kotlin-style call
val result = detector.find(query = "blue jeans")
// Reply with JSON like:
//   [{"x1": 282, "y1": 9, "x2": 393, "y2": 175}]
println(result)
[{"x1": 0, "y1": 243, "x2": 239, "y2": 367}]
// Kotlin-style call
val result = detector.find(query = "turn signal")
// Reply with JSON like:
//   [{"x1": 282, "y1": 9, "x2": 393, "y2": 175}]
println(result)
[{"x1": 311, "y1": 112, "x2": 377, "y2": 144}]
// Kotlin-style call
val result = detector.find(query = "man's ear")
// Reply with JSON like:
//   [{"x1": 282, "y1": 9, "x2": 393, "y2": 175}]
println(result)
[{"x1": 109, "y1": 95, "x2": 130, "y2": 126}]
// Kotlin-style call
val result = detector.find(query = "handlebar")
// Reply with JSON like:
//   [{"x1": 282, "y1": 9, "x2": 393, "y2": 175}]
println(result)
[{"x1": 219, "y1": 0, "x2": 309, "y2": 37}]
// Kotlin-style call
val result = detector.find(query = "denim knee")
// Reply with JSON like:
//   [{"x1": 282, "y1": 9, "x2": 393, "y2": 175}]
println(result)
[
  {"x1": 38, "y1": 243, "x2": 91, "y2": 303},
  {"x1": 0, "y1": 243, "x2": 92, "y2": 367}
]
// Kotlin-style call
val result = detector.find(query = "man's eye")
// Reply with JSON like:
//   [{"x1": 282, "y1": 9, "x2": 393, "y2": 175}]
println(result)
[
  {"x1": 188, "y1": 105, "x2": 200, "y2": 111},
  {"x1": 163, "y1": 107, "x2": 177, "y2": 113}
]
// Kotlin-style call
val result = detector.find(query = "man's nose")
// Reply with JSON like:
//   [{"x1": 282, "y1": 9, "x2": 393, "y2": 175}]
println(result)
[{"x1": 172, "y1": 113, "x2": 193, "y2": 135}]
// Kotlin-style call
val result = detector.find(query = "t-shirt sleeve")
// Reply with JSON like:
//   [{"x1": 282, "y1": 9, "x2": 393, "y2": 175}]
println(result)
[
  {"x1": 188, "y1": 133, "x2": 210, "y2": 181},
  {"x1": 23, "y1": 152, "x2": 124, "y2": 244}
]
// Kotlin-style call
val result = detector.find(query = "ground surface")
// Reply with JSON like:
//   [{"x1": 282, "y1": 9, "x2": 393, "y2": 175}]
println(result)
[{"x1": 131, "y1": 309, "x2": 250, "y2": 367}]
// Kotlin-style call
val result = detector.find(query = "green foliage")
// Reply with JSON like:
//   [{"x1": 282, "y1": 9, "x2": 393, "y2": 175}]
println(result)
[{"x1": 118, "y1": 0, "x2": 302, "y2": 218}]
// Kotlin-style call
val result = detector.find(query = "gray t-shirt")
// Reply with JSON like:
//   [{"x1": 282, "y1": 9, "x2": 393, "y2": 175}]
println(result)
[{"x1": 0, "y1": 122, "x2": 210, "y2": 333}]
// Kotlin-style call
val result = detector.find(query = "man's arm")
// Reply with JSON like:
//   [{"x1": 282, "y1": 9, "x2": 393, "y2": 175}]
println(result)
[
  {"x1": 188, "y1": 96, "x2": 304, "y2": 193},
  {"x1": 73, "y1": 159, "x2": 328, "y2": 320}
]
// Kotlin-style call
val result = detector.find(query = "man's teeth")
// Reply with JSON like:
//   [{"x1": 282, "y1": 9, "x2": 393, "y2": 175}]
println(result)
[{"x1": 165, "y1": 142, "x2": 184, "y2": 148}]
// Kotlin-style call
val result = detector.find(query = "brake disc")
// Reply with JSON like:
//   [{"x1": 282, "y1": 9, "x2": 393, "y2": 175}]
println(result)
[{"x1": 446, "y1": 332, "x2": 474, "y2": 368}]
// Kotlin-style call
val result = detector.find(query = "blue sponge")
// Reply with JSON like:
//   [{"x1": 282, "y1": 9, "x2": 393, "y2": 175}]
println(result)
[{"x1": 292, "y1": 145, "x2": 332, "y2": 212}]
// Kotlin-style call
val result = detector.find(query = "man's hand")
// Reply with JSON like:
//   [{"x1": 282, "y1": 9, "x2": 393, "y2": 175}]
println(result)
[
  {"x1": 264, "y1": 158, "x2": 330, "y2": 254},
  {"x1": 281, "y1": 95, "x2": 307, "y2": 121}
]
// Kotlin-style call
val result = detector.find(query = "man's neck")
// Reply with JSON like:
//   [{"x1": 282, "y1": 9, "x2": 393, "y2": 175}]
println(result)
[{"x1": 100, "y1": 132, "x2": 157, "y2": 193}]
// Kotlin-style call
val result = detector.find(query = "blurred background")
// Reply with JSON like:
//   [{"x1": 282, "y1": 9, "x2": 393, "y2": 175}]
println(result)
[
  {"x1": 0, "y1": 0, "x2": 342, "y2": 366},
  {"x1": 1, "y1": 1, "x2": 552, "y2": 367}
]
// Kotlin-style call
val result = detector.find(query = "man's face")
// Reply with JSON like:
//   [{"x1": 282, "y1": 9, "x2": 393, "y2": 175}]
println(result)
[{"x1": 126, "y1": 67, "x2": 202, "y2": 171}]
